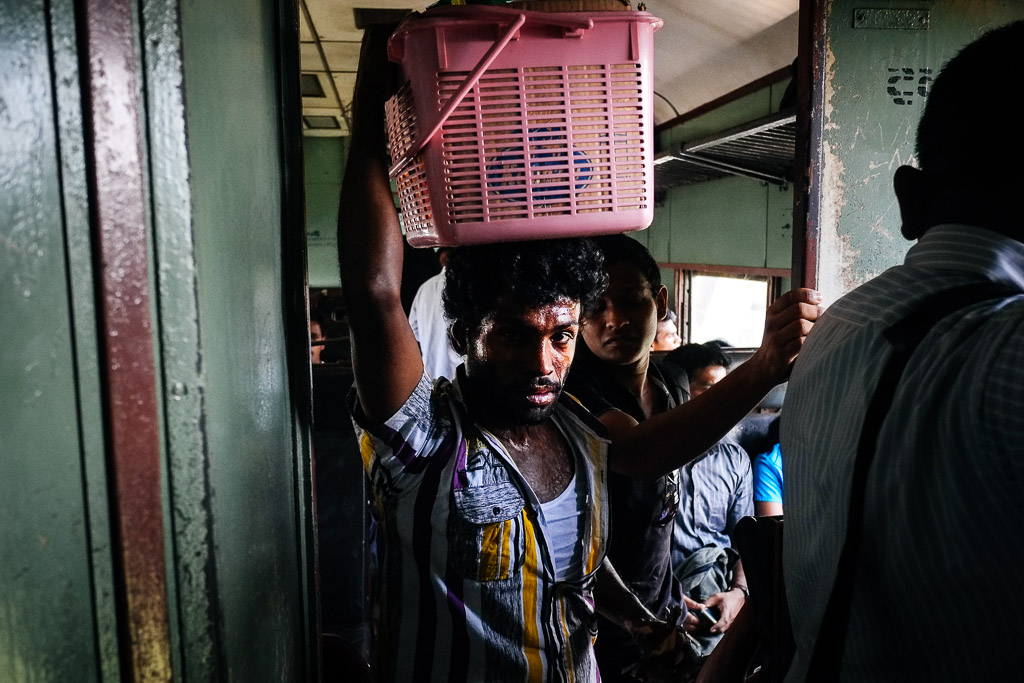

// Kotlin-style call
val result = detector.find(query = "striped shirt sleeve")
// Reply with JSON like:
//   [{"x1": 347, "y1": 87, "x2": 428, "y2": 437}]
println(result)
[{"x1": 348, "y1": 372, "x2": 453, "y2": 497}]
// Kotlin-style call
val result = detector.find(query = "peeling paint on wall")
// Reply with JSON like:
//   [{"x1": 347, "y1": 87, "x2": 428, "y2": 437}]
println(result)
[{"x1": 814, "y1": 0, "x2": 1024, "y2": 301}]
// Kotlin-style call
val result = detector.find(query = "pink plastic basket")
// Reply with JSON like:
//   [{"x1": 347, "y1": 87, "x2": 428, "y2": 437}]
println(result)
[{"x1": 385, "y1": 6, "x2": 662, "y2": 247}]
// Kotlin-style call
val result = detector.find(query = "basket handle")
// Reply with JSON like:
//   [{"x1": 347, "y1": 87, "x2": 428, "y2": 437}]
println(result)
[
  {"x1": 418, "y1": 6, "x2": 596, "y2": 33},
  {"x1": 388, "y1": 13, "x2": 529, "y2": 179}
]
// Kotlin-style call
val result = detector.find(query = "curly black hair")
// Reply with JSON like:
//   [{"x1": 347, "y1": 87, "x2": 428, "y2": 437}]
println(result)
[
  {"x1": 442, "y1": 238, "x2": 607, "y2": 334},
  {"x1": 591, "y1": 233, "x2": 661, "y2": 294}
]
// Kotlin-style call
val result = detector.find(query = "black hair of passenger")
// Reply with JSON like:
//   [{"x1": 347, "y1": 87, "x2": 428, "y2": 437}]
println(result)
[
  {"x1": 664, "y1": 342, "x2": 733, "y2": 377},
  {"x1": 916, "y1": 20, "x2": 1024, "y2": 181},
  {"x1": 442, "y1": 238, "x2": 607, "y2": 334},
  {"x1": 590, "y1": 234, "x2": 661, "y2": 294}
]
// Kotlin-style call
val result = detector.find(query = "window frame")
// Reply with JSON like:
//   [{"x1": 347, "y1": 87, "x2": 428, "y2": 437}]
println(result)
[{"x1": 661, "y1": 263, "x2": 789, "y2": 346}]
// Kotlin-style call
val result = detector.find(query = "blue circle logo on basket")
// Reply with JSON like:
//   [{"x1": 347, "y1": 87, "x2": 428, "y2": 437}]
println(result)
[{"x1": 486, "y1": 127, "x2": 593, "y2": 200}]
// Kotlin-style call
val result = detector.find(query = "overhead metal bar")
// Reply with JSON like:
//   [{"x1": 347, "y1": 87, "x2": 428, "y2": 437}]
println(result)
[
  {"x1": 677, "y1": 152, "x2": 789, "y2": 187},
  {"x1": 654, "y1": 109, "x2": 797, "y2": 190},
  {"x1": 685, "y1": 110, "x2": 796, "y2": 153}
]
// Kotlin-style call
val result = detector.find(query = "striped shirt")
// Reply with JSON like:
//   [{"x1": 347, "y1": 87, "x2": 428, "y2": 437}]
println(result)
[
  {"x1": 781, "y1": 225, "x2": 1024, "y2": 682},
  {"x1": 349, "y1": 372, "x2": 610, "y2": 683},
  {"x1": 671, "y1": 438, "x2": 753, "y2": 564}
]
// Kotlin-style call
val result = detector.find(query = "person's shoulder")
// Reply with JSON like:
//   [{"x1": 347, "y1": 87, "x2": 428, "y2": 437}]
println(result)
[
  {"x1": 714, "y1": 438, "x2": 751, "y2": 467},
  {"x1": 564, "y1": 359, "x2": 615, "y2": 413},
  {"x1": 559, "y1": 391, "x2": 611, "y2": 440},
  {"x1": 654, "y1": 359, "x2": 690, "y2": 404},
  {"x1": 753, "y1": 443, "x2": 782, "y2": 470},
  {"x1": 349, "y1": 371, "x2": 453, "y2": 433},
  {"x1": 413, "y1": 270, "x2": 445, "y2": 297}
]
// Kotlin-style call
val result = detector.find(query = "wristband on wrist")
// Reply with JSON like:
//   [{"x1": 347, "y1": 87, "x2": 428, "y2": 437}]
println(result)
[{"x1": 731, "y1": 584, "x2": 749, "y2": 597}]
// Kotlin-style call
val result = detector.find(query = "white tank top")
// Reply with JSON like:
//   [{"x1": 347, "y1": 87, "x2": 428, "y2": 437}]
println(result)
[{"x1": 539, "y1": 474, "x2": 582, "y2": 581}]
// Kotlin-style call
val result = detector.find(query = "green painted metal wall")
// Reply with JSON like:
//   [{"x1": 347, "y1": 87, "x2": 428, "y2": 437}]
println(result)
[
  {"x1": 1, "y1": 0, "x2": 313, "y2": 679},
  {"x1": 0, "y1": 0, "x2": 119, "y2": 679},
  {"x1": 305, "y1": 137, "x2": 347, "y2": 288},
  {"x1": 172, "y1": 0, "x2": 311, "y2": 679},
  {"x1": 813, "y1": 0, "x2": 1024, "y2": 302},
  {"x1": 635, "y1": 79, "x2": 794, "y2": 271}
]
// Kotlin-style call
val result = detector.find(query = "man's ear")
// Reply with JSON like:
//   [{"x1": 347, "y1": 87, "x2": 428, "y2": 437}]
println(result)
[
  {"x1": 449, "y1": 323, "x2": 467, "y2": 356},
  {"x1": 893, "y1": 165, "x2": 928, "y2": 240},
  {"x1": 656, "y1": 284, "x2": 669, "y2": 321}
]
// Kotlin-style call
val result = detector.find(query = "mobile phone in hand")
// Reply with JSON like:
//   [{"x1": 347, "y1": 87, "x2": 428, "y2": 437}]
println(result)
[{"x1": 697, "y1": 607, "x2": 718, "y2": 631}]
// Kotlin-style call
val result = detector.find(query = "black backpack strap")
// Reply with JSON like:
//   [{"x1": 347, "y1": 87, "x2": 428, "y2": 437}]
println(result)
[{"x1": 805, "y1": 281, "x2": 1018, "y2": 681}]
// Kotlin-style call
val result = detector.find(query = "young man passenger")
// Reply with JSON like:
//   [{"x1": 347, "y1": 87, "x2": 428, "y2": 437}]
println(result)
[
  {"x1": 566, "y1": 237, "x2": 751, "y2": 680},
  {"x1": 339, "y1": 27, "x2": 821, "y2": 683}
]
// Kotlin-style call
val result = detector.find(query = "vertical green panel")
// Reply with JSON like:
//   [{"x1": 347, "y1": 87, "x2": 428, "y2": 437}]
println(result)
[
  {"x1": 0, "y1": 1, "x2": 104, "y2": 680},
  {"x1": 180, "y1": 0, "x2": 304, "y2": 678},
  {"x1": 626, "y1": 215, "x2": 651, "y2": 252},
  {"x1": 766, "y1": 183, "x2": 794, "y2": 269},
  {"x1": 51, "y1": 0, "x2": 122, "y2": 676},
  {"x1": 142, "y1": 0, "x2": 215, "y2": 677},
  {"x1": 644, "y1": 203, "x2": 671, "y2": 262},
  {"x1": 668, "y1": 176, "x2": 769, "y2": 267},
  {"x1": 770, "y1": 77, "x2": 793, "y2": 111},
  {"x1": 655, "y1": 82, "x2": 792, "y2": 272},
  {"x1": 816, "y1": 0, "x2": 1024, "y2": 300},
  {"x1": 304, "y1": 137, "x2": 346, "y2": 288}
]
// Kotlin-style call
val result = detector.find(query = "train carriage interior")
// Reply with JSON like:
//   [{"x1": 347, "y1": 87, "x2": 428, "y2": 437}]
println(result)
[{"x1": 3, "y1": 0, "x2": 1022, "y2": 680}]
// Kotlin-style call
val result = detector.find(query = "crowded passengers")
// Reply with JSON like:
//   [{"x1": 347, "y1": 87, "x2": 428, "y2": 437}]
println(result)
[
  {"x1": 338, "y1": 25, "x2": 817, "y2": 683},
  {"x1": 336, "y1": 17, "x2": 1023, "y2": 683}
]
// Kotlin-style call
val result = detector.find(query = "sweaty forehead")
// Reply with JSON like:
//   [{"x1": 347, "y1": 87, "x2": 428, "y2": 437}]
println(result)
[{"x1": 488, "y1": 296, "x2": 581, "y2": 327}]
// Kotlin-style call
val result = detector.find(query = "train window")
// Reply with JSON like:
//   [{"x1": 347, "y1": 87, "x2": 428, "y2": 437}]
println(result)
[
  {"x1": 688, "y1": 273, "x2": 768, "y2": 346},
  {"x1": 670, "y1": 269, "x2": 784, "y2": 347}
]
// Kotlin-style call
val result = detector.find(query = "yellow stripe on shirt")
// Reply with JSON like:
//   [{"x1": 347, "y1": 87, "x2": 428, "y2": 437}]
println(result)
[
  {"x1": 521, "y1": 511, "x2": 543, "y2": 680},
  {"x1": 585, "y1": 435, "x2": 604, "y2": 574},
  {"x1": 359, "y1": 432, "x2": 375, "y2": 473}
]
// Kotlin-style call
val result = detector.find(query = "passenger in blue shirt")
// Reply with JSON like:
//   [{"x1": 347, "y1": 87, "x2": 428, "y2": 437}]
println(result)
[{"x1": 752, "y1": 442, "x2": 783, "y2": 517}]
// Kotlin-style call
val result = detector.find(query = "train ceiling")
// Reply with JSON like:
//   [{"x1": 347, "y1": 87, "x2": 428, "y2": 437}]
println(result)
[{"x1": 298, "y1": 0, "x2": 799, "y2": 137}]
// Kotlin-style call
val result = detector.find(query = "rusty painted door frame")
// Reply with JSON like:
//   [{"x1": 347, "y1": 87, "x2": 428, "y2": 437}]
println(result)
[{"x1": 79, "y1": 0, "x2": 172, "y2": 678}]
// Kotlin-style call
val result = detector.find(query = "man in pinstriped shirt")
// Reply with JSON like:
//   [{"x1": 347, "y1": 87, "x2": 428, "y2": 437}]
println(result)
[
  {"x1": 782, "y1": 21, "x2": 1024, "y2": 682},
  {"x1": 665, "y1": 342, "x2": 752, "y2": 627}
]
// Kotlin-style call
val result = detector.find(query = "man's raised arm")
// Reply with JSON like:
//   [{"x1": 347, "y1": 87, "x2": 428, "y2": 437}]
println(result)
[
  {"x1": 338, "y1": 25, "x2": 424, "y2": 424},
  {"x1": 607, "y1": 288, "x2": 822, "y2": 478}
]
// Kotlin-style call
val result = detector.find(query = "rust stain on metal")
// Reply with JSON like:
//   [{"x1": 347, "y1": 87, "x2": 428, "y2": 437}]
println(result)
[{"x1": 82, "y1": 0, "x2": 173, "y2": 679}]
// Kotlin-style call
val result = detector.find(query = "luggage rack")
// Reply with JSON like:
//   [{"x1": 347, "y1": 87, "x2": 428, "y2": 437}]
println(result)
[{"x1": 654, "y1": 109, "x2": 796, "y2": 189}]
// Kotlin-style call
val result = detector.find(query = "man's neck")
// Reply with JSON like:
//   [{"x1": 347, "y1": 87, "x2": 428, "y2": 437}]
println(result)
[
  {"x1": 461, "y1": 378, "x2": 574, "y2": 502},
  {"x1": 484, "y1": 420, "x2": 550, "y2": 449},
  {"x1": 606, "y1": 353, "x2": 651, "y2": 397},
  {"x1": 586, "y1": 351, "x2": 666, "y2": 421}
]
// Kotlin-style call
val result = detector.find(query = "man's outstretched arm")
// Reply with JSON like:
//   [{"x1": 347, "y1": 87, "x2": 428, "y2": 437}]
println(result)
[
  {"x1": 607, "y1": 288, "x2": 822, "y2": 478},
  {"x1": 338, "y1": 25, "x2": 424, "y2": 425}
]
